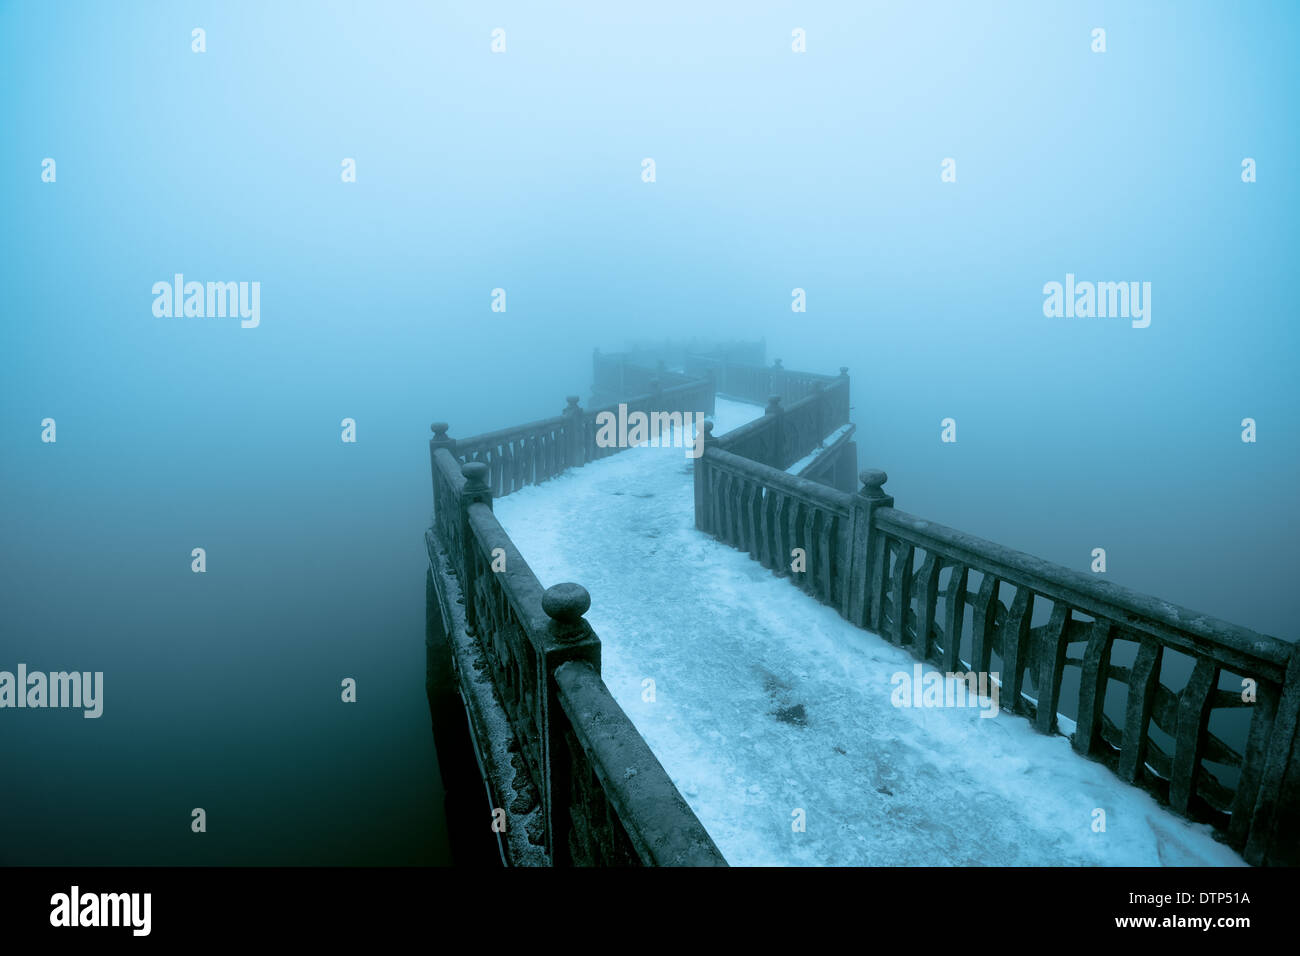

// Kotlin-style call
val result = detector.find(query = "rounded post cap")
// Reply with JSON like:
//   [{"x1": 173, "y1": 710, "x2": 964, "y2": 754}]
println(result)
[
  {"x1": 542, "y1": 583, "x2": 591, "y2": 623},
  {"x1": 702, "y1": 420, "x2": 714, "y2": 436},
  {"x1": 766, "y1": 394, "x2": 782, "y2": 408},
  {"x1": 839, "y1": 366, "x2": 849, "y2": 376},
  {"x1": 859, "y1": 469, "x2": 889, "y2": 497},
  {"x1": 461, "y1": 461, "x2": 490, "y2": 487},
  {"x1": 773, "y1": 358, "x2": 783, "y2": 368},
  {"x1": 565, "y1": 395, "x2": 580, "y2": 407},
  {"x1": 431, "y1": 422, "x2": 449, "y2": 436}
]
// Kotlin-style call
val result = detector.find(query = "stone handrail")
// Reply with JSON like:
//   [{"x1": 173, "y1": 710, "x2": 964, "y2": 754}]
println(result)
[
  {"x1": 685, "y1": 355, "x2": 848, "y2": 410},
  {"x1": 624, "y1": 338, "x2": 766, "y2": 371},
  {"x1": 439, "y1": 376, "x2": 715, "y2": 499},
  {"x1": 714, "y1": 378, "x2": 851, "y2": 474},
  {"x1": 428, "y1": 441, "x2": 726, "y2": 866},
  {"x1": 793, "y1": 421, "x2": 858, "y2": 488},
  {"x1": 436, "y1": 412, "x2": 574, "y2": 498},
  {"x1": 696, "y1": 443, "x2": 852, "y2": 607},
  {"x1": 694, "y1": 443, "x2": 1300, "y2": 866},
  {"x1": 860, "y1": 500, "x2": 1297, "y2": 864},
  {"x1": 591, "y1": 349, "x2": 698, "y2": 402},
  {"x1": 554, "y1": 660, "x2": 729, "y2": 866}
]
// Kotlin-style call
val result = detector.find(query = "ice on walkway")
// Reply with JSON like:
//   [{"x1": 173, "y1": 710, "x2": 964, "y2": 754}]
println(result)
[{"x1": 494, "y1": 399, "x2": 1244, "y2": 866}]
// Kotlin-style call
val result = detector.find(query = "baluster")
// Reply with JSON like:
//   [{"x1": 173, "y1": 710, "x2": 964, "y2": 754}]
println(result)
[
  {"x1": 709, "y1": 466, "x2": 724, "y2": 540},
  {"x1": 563, "y1": 396, "x2": 585, "y2": 469},
  {"x1": 867, "y1": 531, "x2": 890, "y2": 633},
  {"x1": 731, "y1": 472, "x2": 745, "y2": 547},
  {"x1": 757, "y1": 486, "x2": 775, "y2": 570},
  {"x1": 720, "y1": 472, "x2": 736, "y2": 546},
  {"x1": 913, "y1": 553, "x2": 940, "y2": 663},
  {"x1": 772, "y1": 493, "x2": 790, "y2": 577},
  {"x1": 737, "y1": 477, "x2": 753, "y2": 554},
  {"x1": 786, "y1": 497, "x2": 803, "y2": 583},
  {"x1": 1170, "y1": 657, "x2": 1219, "y2": 814},
  {"x1": 942, "y1": 564, "x2": 968, "y2": 672},
  {"x1": 1034, "y1": 603, "x2": 1070, "y2": 734},
  {"x1": 504, "y1": 438, "x2": 517, "y2": 494},
  {"x1": 1118, "y1": 637, "x2": 1163, "y2": 781},
  {"x1": 1000, "y1": 588, "x2": 1034, "y2": 715},
  {"x1": 800, "y1": 505, "x2": 817, "y2": 595},
  {"x1": 726, "y1": 474, "x2": 742, "y2": 550},
  {"x1": 1229, "y1": 679, "x2": 1280, "y2": 849},
  {"x1": 745, "y1": 480, "x2": 761, "y2": 561},
  {"x1": 971, "y1": 574, "x2": 1001, "y2": 676},
  {"x1": 888, "y1": 542, "x2": 914, "y2": 645},
  {"x1": 1073, "y1": 618, "x2": 1116, "y2": 755},
  {"x1": 817, "y1": 511, "x2": 834, "y2": 604}
]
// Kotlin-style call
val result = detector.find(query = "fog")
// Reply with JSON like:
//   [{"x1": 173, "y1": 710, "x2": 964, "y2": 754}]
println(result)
[{"x1": 1, "y1": 1, "x2": 1295, "y2": 865}]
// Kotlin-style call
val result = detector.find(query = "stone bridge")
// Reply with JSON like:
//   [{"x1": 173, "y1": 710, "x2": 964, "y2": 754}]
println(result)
[{"x1": 424, "y1": 342, "x2": 1299, "y2": 867}]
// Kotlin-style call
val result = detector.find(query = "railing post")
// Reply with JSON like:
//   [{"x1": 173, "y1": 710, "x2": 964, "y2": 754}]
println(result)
[
  {"x1": 771, "y1": 358, "x2": 785, "y2": 406},
  {"x1": 563, "y1": 396, "x2": 585, "y2": 469},
  {"x1": 838, "y1": 367, "x2": 850, "y2": 425},
  {"x1": 693, "y1": 421, "x2": 715, "y2": 531},
  {"x1": 429, "y1": 422, "x2": 457, "y2": 545},
  {"x1": 430, "y1": 421, "x2": 453, "y2": 495},
  {"x1": 845, "y1": 469, "x2": 893, "y2": 628},
  {"x1": 764, "y1": 394, "x2": 783, "y2": 468},
  {"x1": 1246, "y1": 641, "x2": 1300, "y2": 865},
  {"x1": 458, "y1": 461, "x2": 491, "y2": 631},
  {"x1": 539, "y1": 582, "x2": 601, "y2": 865}
]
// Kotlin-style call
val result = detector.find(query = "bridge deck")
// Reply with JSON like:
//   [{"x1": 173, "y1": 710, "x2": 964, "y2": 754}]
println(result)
[{"x1": 494, "y1": 399, "x2": 1244, "y2": 866}]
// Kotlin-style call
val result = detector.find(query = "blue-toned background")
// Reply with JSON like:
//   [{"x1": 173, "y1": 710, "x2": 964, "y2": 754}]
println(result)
[{"x1": 1, "y1": 0, "x2": 1296, "y2": 864}]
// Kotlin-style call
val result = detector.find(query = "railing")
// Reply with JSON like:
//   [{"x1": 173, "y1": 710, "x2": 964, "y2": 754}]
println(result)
[
  {"x1": 584, "y1": 378, "x2": 716, "y2": 464},
  {"x1": 685, "y1": 355, "x2": 848, "y2": 410},
  {"x1": 554, "y1": 660, "x2": 727, "y2": 865},
  {"x1": 693, "y1": 448, "x2": 1300, "y2": 866},
  {"x1": 592, "y1": 349, "x2": 699, "y2": 402},
  {"x1": 793, "y1": 422, "x2": 858, "y2": 490},
  {"x1": 698, "y1": 444, "x2": 851, "y2": 608},
  {"x1": 437, "y1": 377, "x2": 715, "y2": 499},
  {"x1": 427, "y1": 444, "x2": 726, "y2": 866},
  {"x1": 439, "y1": 412, "x2": 574, "y2": 498},
  {"x1": 622, "y1": 337, "x2": 766, "y2": 371},
  {"x1": 434, "y1": 343, "x2": 1297, "y2": 865},
  {"x1": 864, "y1": 500, "x2": 1298, "y2": 865},
  {"x1": 714, "y1": 378, "x2": 851, "y2": 475}
]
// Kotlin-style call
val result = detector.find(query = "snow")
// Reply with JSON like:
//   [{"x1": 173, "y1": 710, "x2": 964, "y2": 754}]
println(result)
[
  {"x1": 493, "y1": 398, "x2": 1245, "y2": 867},
  {"x1": 786, "y1": 423, "x2": 855, "y2": 475}
]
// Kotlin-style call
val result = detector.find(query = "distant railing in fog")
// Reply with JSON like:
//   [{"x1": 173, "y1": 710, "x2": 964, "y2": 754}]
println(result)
[{"x1": 439, "y1": 378, "x2": 715, "y2": 499}]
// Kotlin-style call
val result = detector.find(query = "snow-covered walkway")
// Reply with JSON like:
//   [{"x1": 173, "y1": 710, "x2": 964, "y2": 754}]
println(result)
[{"x1": 494, "y1": 399, "x2": 1244, "y2": 866}]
